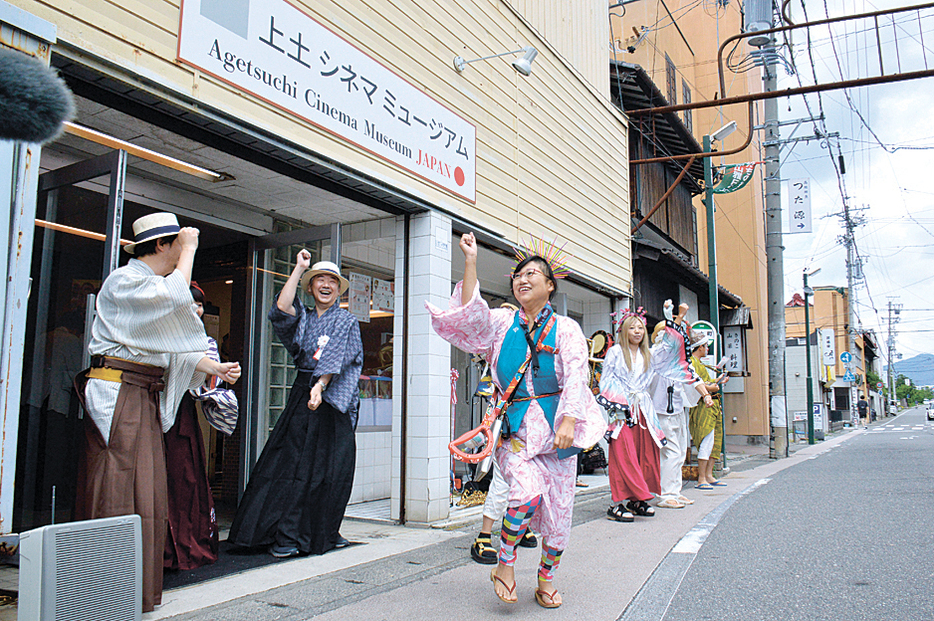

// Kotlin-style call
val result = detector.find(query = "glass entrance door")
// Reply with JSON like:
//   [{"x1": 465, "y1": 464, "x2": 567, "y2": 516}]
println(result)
[
  {"x1": 14, "y1": 150, "x2": 127, "y2": 531},
  {"x1": 241, "y1": 224, "x2": 340, "y2": 491}
]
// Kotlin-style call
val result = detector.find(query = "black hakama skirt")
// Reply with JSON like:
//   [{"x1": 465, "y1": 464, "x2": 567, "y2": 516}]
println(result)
[{"x1": 228, "y1": 372, "x2": 356, "y2": 555}]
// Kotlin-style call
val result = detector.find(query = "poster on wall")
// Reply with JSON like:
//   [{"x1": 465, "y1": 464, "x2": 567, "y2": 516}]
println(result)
[
  {"x1": 372, "y1": 278, "x2": 394, "y2": 313},
  {"x1": 349, "y1": 272, "x2": 371, "y2": 323},
  {"x1": 177, "y1": 0, "x2": 477, "y2": 202}
]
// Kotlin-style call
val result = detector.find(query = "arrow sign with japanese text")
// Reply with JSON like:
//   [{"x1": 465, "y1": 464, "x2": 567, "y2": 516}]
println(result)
[{"x1": 787, "y1": 178, "x2": 812, "y2": 233}]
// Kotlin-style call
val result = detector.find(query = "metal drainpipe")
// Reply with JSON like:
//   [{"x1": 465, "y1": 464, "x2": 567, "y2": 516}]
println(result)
[{"x1": 398, "y1": 213, "x2": 410, "y2": 525}]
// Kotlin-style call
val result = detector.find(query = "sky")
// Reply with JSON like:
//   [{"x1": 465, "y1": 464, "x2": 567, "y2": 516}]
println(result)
[{"x1": 761, "y1": 0, "x2": 934, "y2": 372}]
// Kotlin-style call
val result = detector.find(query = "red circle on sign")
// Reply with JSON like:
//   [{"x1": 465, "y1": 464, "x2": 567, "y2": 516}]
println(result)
[{"x1": 454, "y1": 166, "x2": 465, "y2": 187}]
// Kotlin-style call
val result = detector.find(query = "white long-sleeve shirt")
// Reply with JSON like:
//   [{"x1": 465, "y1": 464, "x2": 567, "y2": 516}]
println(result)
[{"x1": 85, "y1": 259, "x2": 208, "y2": 443}]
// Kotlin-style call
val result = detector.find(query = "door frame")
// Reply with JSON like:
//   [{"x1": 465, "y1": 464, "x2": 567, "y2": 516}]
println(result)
[
  {"x1": 13, "y1": 150, "x2": 126, "y2": 530},
  {"x1": 241, "y1": 223, "x2": 341, "y2": 494},
  {"x1": 37, "y1": 150, "x2": 128, "y2": 281}
]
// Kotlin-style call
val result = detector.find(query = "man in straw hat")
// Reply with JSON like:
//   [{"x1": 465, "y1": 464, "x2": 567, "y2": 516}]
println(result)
[
  {"x1": 75, "y1": 212, "x2": 241, "y2": 612},
  {"x1": 229, "y1": 249, "x2": 362, "y2": 558}
]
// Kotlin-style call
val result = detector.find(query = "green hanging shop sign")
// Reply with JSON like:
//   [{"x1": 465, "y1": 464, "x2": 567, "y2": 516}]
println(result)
[{"x1": 711, "y1": 162, "x2": 762, "y2": 194}]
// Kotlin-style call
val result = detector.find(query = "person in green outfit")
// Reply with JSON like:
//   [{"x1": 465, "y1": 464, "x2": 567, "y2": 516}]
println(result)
[{"x1": 687, "y1": 333, "x2": 729, "y2": 489}]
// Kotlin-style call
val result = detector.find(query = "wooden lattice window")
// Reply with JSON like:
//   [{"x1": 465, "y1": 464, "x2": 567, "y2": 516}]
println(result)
[
  {"x1": 665, "y1": 54, "x2": 677, "y2": 105},
  {"x1": 682, "y1": 79, "x2": 693, "y2": 134}
]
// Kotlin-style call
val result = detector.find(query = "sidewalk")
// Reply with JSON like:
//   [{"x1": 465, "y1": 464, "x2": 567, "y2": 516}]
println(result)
[{"x1": 149, "y1": 428, "x2": 862, "y2": 620}]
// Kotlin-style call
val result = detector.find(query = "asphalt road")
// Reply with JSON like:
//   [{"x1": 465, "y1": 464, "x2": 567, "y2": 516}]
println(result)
[{"x1": 658, "y1": 405, "x2": 934, "y2": 621}]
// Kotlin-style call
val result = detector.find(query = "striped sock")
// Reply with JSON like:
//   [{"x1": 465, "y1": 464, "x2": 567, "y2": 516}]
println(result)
[
  {"x1": 538, "y1": 543, "x2": 564, "y2": 582},
  {"x1": 497, "y1": 495, "x2": 543, "y2": 566}
]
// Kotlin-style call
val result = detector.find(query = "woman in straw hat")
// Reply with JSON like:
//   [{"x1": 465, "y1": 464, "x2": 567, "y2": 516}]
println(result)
[
  {"x1": 428, "y1": 233, "x2": 606, "y2": 608},
  {"x1": 229, "y1": 249, "x2": 363, "y2": 558}
]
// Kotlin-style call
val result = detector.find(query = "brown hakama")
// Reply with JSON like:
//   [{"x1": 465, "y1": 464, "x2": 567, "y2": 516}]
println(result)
[{"x1": 76, "y1": 358, "x2": 167, "y2": 613}]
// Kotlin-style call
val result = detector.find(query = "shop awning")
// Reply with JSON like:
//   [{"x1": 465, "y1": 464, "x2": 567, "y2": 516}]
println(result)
[{"x1": 721, "y1": 306, "x2": 753, "y2": 328}]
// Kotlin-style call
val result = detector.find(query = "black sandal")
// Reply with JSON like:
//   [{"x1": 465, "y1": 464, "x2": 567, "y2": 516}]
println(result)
[
  {"x1": 627, "y1": 500, "x2": 655, "y2": 517},
  {"x1": 606, "y1": 503, "x2": 634, "y2": 522}
]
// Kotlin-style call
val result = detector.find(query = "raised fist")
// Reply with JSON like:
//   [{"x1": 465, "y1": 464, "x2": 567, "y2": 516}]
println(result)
[
  {"x1": 178, "y1": 227, "x2": 200, "y2": 251},
  {"x1": 459, "y1": 232, "x2": 477, "y2": 260},
  {"x1": 296, "y1": 249, "x2": 312, "y2": 271}
]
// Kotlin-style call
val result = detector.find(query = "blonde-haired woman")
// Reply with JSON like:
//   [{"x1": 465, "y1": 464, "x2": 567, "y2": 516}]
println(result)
[{"x1": 599, "y1": 305, "x2": 713, "y2": 521}]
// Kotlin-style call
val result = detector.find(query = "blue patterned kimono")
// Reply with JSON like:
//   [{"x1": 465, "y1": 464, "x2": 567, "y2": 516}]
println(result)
[{"x1": 229, "y1": 294, "x2": 363, "y2": 555}]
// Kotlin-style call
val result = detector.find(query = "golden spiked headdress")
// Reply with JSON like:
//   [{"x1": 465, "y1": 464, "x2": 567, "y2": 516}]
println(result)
[{"x1": 512, "y1": 236, "x2": 572, "y2": 279}]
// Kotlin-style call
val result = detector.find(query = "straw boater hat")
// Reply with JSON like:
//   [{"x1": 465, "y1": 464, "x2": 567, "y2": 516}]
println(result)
[
  {"x1": 123, "y1": 212, "x2": 181, "y2": 255},
  {"x1": 300, "y1": 261, "x2": 350, "y2": 295},
  {"x1": 689, "y1": 331, "x2": 712, "y2": 351}
]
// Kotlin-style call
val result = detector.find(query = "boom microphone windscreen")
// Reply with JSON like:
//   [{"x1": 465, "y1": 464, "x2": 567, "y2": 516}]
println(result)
[{"x1": 0, "y1": 47, "x2": 75, "y2": 144}]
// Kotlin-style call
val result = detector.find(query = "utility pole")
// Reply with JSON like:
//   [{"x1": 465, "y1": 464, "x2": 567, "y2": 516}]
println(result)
[
  {"x1": 834, "y1": 164, "x2": 865, "y2": 427},
  {"x1": 761, "y1": 27, "x2": 787, "y2": 458},
  {"x1": 844, "y1": 199, "x2": 858, "y2": 426},
  {"x1": 887, "y1": 298, "x2": 902, "y2": 414}
]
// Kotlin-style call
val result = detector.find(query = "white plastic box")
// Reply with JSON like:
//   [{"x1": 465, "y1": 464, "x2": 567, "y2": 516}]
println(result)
[{"x1": 18, "y1": 514, "x2": 141, "y2": 621}]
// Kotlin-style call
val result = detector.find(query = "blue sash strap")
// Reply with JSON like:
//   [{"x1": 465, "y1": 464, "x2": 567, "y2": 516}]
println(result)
[{"x1": 496, "y1": 305, "x2": 580, "y2": 459}]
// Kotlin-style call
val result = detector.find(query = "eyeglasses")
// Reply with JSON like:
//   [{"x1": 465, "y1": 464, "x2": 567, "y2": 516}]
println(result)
[{"x1": 511, "y1": 268, "x2": 544, "y2": 282}]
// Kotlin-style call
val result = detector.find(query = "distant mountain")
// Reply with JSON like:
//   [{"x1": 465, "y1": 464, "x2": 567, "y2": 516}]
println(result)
[{"x1": 887, "y1": 353, "x2": 934, "y2": 387}]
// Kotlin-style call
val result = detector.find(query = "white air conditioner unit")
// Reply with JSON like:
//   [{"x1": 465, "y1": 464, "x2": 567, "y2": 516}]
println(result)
[{"x1": 18, "y1": 515, "x2": 141, "y2": 621}]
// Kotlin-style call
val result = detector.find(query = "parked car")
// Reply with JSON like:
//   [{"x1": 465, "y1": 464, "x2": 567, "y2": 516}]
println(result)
[{"x1": 927, "y1": 405, "x2": 934, "y2": 421}]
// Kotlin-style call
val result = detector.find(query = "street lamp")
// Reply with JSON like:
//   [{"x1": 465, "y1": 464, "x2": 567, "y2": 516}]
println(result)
[
  {"x1": 803, "y1": 267, "x2": 821, "y2": 444},
  {"x1": 704, "y1": 121, "x2": 736, "y2": 469},
  {"x1": 703, "y1": 121, "x2": 736, "y2": 355}
]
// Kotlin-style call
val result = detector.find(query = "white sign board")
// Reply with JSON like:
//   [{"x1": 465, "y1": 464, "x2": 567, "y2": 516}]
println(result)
[
  {"x1": 820, "y1": 328, "x2": 835, "y2": 366},
  {"x1": 787, "y1": 178, "x2": 812, "y2": 233},
  {"x1": 178, "y1": 0, "x2": 477, "y2": 202},
  {"x1": 722, "y1": 326, "x2": 743, "y2": 374},
  {"x1": 348, "y1": 272, "x2": 372, "y2": 323},
  {"x1": 770, "y1": 395, "x2": 787, "y2": 427},
  {"x1": 691, "y1": 320, "x2": 718, "y2": 367}
]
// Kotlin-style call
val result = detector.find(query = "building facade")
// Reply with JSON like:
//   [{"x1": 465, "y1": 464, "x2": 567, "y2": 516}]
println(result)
[
  {"x1": 785, "y1": 287, "x2": 882, "y2": 431},
  {"x1": 610, "y1": 0, "x2": 769, "y2": 443},
  {"x1": 1, "y1": 0, "x2": 631, "y2": 533}
]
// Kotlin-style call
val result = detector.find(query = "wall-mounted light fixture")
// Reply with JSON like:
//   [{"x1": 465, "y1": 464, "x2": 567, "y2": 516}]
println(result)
[
  {"x1": 453, "y1": 46, "x2": 539, "y2": 76},
  {"x1": 711, "y1": 120, "x2": 738, "y2": 143}
]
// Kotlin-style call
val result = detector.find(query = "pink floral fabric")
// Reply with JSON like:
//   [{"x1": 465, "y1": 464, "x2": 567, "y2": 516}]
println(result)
[{"x1": 427, "y1": 282, "x2": 607, "y2": 549}]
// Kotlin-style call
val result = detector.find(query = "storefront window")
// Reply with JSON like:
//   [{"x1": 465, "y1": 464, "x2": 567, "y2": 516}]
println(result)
[{"x1": 341, "y1": 219, "x2": 396, "y2": 431}]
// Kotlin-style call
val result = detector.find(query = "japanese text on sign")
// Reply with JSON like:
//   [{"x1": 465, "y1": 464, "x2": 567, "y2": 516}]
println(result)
[
  {"x1": 820, "y1": 328, "x2": 835, "y2": 366},
  {"x1": 722, "y1": 326, "x2": 744, "y2": 374},
  {"x1": 349, "y1": 272, "x2": 372, "y2": 323},
  {"x1": 178, "y1": 0, "x2": 477, "y2": 202},
  {"x1": 786, "y1": 178, "x2": 812, "y2": 233}
]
